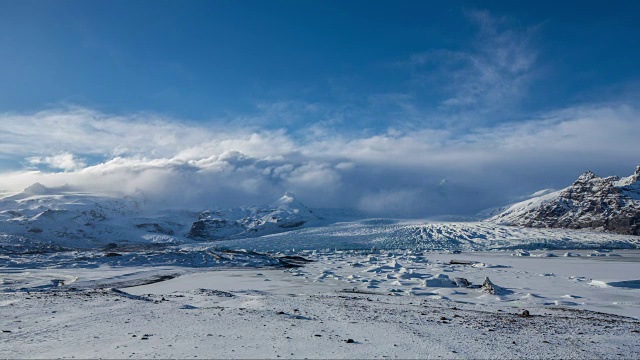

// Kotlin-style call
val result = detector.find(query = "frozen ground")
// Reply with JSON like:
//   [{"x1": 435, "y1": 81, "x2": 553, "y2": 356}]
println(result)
[
  {"x1": 2, "y1": 249, "x2": 640, "y2": 358},
  {"x1": 2, "y1": 210, "x2": 640, "y2": 359}
]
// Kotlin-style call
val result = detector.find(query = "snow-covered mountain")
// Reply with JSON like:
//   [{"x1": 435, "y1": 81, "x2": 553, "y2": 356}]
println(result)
[
  {"x1": 187, "y1": 192, "x2": 317, "y2": 240},
  {"x1": 477, "y1": 188, "x2": 557, "y2": 219},
  {"x1": 3, "y1": 167, "x2": 640, "y2": 256},
  {"x1": 488, "y1": 165, "x2": 640, "y2": 235},
  {"x1": 0, "y1": 184, "x2": 317, "y2": 253}
]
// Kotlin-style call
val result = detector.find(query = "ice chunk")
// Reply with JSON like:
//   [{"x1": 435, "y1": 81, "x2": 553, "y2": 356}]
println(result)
[{"x1": 422, "y1": 274, "x2": 456, "y2": 287}]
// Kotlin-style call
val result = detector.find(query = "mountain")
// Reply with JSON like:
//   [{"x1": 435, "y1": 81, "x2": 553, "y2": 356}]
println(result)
[
  {"x1": 0, "y1": 185, "x2": 316, "y2": 253},
  {"x1": 477, "y1": 188, "x2": 557, "y2": 219},
  {"x1": 0, "y1": 184, "x2": 183, "y2": 252},
  {"x1": 187, "y1": 192, "x2": 317, "y2": 240},
  {"x1": 4, "y1": 167, "x2": 640, "y2": 256},
  {"x1": 487, "y1": 165, "x2": 640, "y2": 235}
]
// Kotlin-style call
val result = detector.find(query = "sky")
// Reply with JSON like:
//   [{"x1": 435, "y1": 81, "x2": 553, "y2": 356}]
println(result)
[{"x1": 0, "y1": 0, "x2": 639, "y2": 215}]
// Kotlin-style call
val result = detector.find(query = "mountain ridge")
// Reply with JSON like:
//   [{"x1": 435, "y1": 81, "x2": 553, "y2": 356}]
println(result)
[
  {"x1": 487, "y1": 165, "x2": 640, "y2": 235},
  {"x1": 0, "y1": 186, "x2": 318, "y2": 253}
]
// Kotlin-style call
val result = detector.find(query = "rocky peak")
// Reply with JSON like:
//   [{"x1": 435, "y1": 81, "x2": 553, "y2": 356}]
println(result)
[
  {"x1": 632, "y1": 165, "x2": 640, "y2": 182},
  {"x1": 489, "y1": 165, "x2": 640, "y2": 236},
  {"x1": 574, "y1": 171, "x2": 598, "y2": 184},
  {"x1": 614, "y1": 165, "x2": 640, "y2": 187},
  {"x1": 188, "y1": 193, "x2": 315, "y2": 240},
  {"x1": 23, "y1": 182, "x2": 51, "y2": 195}
]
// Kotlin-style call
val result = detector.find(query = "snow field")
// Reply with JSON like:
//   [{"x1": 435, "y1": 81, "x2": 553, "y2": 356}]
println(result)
[{"x1": 2, "y1": 250, "x2": 640, "y2": 358}]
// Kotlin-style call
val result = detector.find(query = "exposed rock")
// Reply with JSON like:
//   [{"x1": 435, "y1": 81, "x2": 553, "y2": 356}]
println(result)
[
  {"x1": 135, "y1": 223, "x2": 175, "y2": 235},
  {"x1": 103, "y1": 243, "x2": 119, "y2": 250},
  {"x1": 0, "y1": 185, "x2": 316, "y2": 251},
  {"x1": 488, "y1": 165, "x2": 640, "y2": 235},
  {"x1": 449, "y1": 259, "x2": 478, "y2": 265},
  {"x1": 481, "y1": 277, "x2": 510, "y2": 295},
  {"x1": 453, "y1": 277, "x2": 472, "y2": 287},
  {"x1": 187, "y1": 193, "x2": 316, "y2": 241}
]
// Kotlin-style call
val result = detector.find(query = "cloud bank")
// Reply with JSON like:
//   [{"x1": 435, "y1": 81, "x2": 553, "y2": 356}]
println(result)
[{"x1": 0, "y1": 104, "x2": 638, "y2": 216}]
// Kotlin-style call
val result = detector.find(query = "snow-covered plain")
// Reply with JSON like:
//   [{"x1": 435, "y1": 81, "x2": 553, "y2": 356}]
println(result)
[
  {"x1": 2, "y1": 185, "x2": 640, "y2": 358},
  {"x1": 2, "y1": 248, "x2": 640, "y2": 358}
]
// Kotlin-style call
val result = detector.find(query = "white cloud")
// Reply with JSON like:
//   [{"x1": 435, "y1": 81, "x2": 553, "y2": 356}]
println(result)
[
  {"x1": 26, "y1": 153, "x2": 86, "y2": 171},
  {"x1": 357, "y1": 189, "x2": 423, "y2": 216},
  {"x1": 406, "y1": 10, "x2": 538, "y2": 115},
  {"x1": 0, "y1": 103, "x2": 638, "y2": 216}
]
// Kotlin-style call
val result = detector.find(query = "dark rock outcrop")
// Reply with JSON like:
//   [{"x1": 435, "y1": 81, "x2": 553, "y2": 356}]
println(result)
[
  {"x1": 489, "y1": 165, "x2": 640, "y2": 235},
  {"x1": 186, "y1": 193, "x2": 315, "y2": 241}
]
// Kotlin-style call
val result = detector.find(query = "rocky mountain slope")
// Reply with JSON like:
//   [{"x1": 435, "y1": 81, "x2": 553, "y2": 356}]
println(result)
[
  {"x1": 0, "y1": 184, "x2": 316, "y2": 253},
  {"x1": 3, "y1": 166, "x2": 640, "y2": 255},
  {"x1": 488, "y1": 165, "x2": 640, "y2": 235},
  {"x1": 187, "y1": 192, "x2": 317, "y2": 240}
]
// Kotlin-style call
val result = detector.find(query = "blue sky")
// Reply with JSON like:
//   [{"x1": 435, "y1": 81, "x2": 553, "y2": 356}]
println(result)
[
  {"x1": 3, "y1": 1, "x2": 639, "y2": 124},
  {"x1": 1, "y1": 1, "x2": 639, "y2": 215}
]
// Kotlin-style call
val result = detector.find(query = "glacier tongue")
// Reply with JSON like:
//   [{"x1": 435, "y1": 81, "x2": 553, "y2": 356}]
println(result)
[{"x1": 2, "y1": 174, "x2": 640, "y2": 257}]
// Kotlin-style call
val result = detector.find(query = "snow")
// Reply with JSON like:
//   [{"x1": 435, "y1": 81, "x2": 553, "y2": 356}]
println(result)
[
  {"x1": 0, "y1": 186, "x2": 323, "y2": 253},
  {"x1": 2, "y1": 183, "x2": 640, "y2": 358},
  {"x1": 1, "y1": 183, "x2": 639, "y2": 255},
  {"x1": 486, "y1": 166, "x2": 640, "y2": 235},
  {"x1": 2, "y1": 250, "x2": 640, "y2": 358},
  {"x1": 207, "y1": 219, "x2": 640, "y2": 252},
  {"x1": 486, "y1": 189, "x2": 562, "y2": 223}
]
